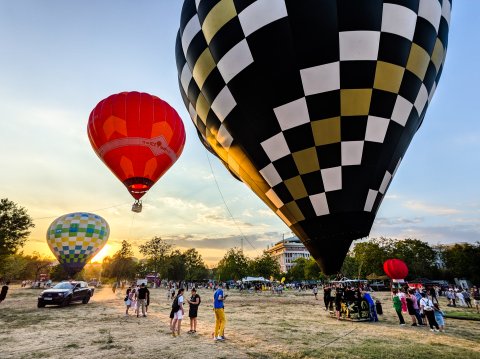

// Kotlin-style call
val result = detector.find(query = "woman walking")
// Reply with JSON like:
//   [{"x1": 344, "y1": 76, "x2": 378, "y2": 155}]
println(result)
[
  {"x1": 420, "y1": 292, "x2": 439, "y2": 332},
  {"x1": 392, "y1": 290, "x2": 405, "y2": 325}
]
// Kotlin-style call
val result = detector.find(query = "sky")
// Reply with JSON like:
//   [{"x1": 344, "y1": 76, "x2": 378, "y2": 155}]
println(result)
[{"x1": 0, "y1": 1, "x2": 479, "y2": 266}]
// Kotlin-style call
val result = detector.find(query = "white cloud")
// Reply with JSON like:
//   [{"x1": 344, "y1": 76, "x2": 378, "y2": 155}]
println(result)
[{"x1": 403, "y1": 200, "x2": 461, "y2": 215}]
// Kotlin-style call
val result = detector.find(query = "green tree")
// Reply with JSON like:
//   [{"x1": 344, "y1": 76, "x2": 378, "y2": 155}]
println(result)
[
  {"x1": 249, "y1": 251, "x2": 281, "y2": 279},
  {"x1": 286, "y1": 257, "x2": 308, "y2": 281},
  {"x1": 138, "y1": 236, "x2": 172, "y2": 278},
  {"x1": 183, "y1": 248, "x2": 208, "y2": 281},
  {"x1": 0, "y1": 253, "x2": 28, "y2": 280},
  {"x1": 103, "y1": 240, "x2": 137, "y2": 281},
  {"x1": 21, "y1": 252, "x2": 53, "y2": 281},
  {"x1": 165, "y1": 250, "x2": 186, "y2": 281},
  {"x1": 0, "y1": 198, "x2": 35, "y2": 256},
  {"x1": 340, "y1": 254, "x2": 360, "y2": 279},
  {"x1": 352, "y1": 238, "x2": 390, "y2": 278},
  {"x1": 441, "y1": 243, "x2": 480, "y2": 284},
  {"x1": 305, "y1": 257, "x2": 322, "y2": 280},
  {"x1": 389, "y1": 238, "x2": 437, "y2": 278},
  {"x1": 216, "y1": 248, "x2": 250, "y2": 281},
  {"x1": 49, "y1": 263, "x2": 69, "y2": 281}
]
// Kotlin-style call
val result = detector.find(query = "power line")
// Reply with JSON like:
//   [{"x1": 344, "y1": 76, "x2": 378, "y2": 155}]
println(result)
[{"x1": 205, "y1": 150, "x2": 256, "y2": 250}]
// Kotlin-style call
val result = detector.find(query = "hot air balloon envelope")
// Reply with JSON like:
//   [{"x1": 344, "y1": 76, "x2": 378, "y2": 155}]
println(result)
[
  {"x1": 87, "y1": 91, "x2": 186, "y2": 201},
  {"x1": 175, "y1": 0, "x2": 451, "y2": 274},
  {"x1": 383, "y1": 258, "x2": 409, "y2": 282},
  {"x1": 46, "y1": 212, "x2": 110, "y2": 276}
]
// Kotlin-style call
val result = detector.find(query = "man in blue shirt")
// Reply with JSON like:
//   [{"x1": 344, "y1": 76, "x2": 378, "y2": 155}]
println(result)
[{"x1": 213, "y1": 284, "x2": 228, "y2": 341}]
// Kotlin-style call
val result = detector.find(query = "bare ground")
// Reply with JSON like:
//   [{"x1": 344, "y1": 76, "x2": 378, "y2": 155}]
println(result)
[{"x1": 0, "y1": 285, "x2": 479, "y2": 359}]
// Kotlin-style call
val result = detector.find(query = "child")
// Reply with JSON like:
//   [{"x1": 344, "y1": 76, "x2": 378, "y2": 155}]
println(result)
[{"x1": 433, "y1": 303, "x2": 445, "y2": 332}]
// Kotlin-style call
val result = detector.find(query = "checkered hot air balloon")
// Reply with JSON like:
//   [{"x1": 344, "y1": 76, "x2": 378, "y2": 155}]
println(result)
[
  {"x1": 46, "y1": 212, "x2": 110, "y2": 276},
  {"x1": 175, "y1": 0, "x2": 451, "y2": 274},
  {"x1": 87, "y1": 92, "x2": 186, "y2": 212}
]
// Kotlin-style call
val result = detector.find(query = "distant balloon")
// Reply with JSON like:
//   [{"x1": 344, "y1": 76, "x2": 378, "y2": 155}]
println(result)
[
  {"x1": 46, "y1": 212, "x2": 110, "y2": 276},
  {"x1": 176, "y1": 0, "x2": 451, "y2": 274},
  {"x1": 87, "y1": 91, "x2": 186, "y2": 205},
  {"x1": 383, "y1": 259, "x2": 409, "y2": 282}
]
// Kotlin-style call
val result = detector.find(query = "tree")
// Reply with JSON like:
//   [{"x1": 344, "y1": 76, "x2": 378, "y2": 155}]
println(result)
[
  {"x1": 352, "y1": 238, "x2": 390, "y2": 278},
  {"x1": 165, "y1": 250, "x2": 186, "y2": 281},
  {"x1": 340, "y1": 254, "x2": 360, "y2": 279},
  {"x1": 138, "y1": 236, "x2": 172, "y2": 278},
  {"x1": 249, "y1": 251, "x2": 281, "y2": 279},
  {"x1": 304, "y1": 257, "x2": 322, "y2": 280},
  {"x1": 389, "y1": 238, "x2": 437, "y2": 278},
  {"x1": 183, "y1": 248, "x2": 208, "y2": 281},
  {"x1": 286, "y1": 257, "x2": 308, "y2": 281},
  {"x1": 0, "y1": 198, "x2": 35, "y2": 256},
  {"x1": 21, "y1": 252, "x2": 53, "y2": 281},
  {"x1": 441, "y1": 243, "x2": 480, "y2": 284},
  {"x1": 103, "y1": 240, "x2": 137, "y2": 281},
  {"x1": 216, "y1": 248, "x2": 250, "y2": 281},
  {"x1": 0, "y1": 253, "x2": 28, "y2": 280}
]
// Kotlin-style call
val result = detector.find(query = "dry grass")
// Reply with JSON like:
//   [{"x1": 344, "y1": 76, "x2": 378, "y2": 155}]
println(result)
[{"x1": 0, "y1": 285, "x2": 479, "y2": 358}]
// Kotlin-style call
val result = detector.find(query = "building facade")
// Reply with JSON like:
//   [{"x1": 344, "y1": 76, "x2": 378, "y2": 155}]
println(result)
[{"x1": 266, "y1": 236, "x2": 310, "y2": 273}]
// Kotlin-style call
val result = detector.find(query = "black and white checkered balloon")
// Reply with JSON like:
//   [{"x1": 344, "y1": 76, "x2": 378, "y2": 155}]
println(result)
[{"x1": 176, "y1": 0, "x2": 451, "y2": 274}]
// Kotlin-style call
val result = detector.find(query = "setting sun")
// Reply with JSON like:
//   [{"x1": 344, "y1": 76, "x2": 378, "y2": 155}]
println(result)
[{"x1": 91, "y1": 244, "x2": 114, "y2": 263}]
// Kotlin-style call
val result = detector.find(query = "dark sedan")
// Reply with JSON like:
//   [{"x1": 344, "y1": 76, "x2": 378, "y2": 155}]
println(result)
[{"x1": 38, "y1": 281, "x2": 94, "y2": 307}]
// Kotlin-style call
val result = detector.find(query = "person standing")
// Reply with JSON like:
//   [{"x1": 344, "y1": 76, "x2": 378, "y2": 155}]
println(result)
[
  {"x1": 419, "y1": 292, "x2": 439, "y2": 332},
  {"x1": 462, "y1": 289, "x2": 472, "y2": 308},
  {"x1": 323, "y1": 284, "x2": 331, "y2": 311},
  {"x1": 136, "y1": 283, "x2": 149, "y2": 317},
  {"x1": 171, "y1": 288, "x2": 185, "y2": 336},
  {"x1": 433, "y1": 303, "x2": 445, "y2": 332},
  {"x1": 392, "y1": 290, "x2": 405, "y2": 326},
  {"x1": 472, "y1": 286, "x2": 480, "y2": 313},
  {"x1": 312, "y1": 286, "x2": 318, "y2": 300},
  {"x1": 187, "y1": 288, "x2": 201, "y2": 334},
  {"x1": 124, "y1": 287, "x2": 133, "y2": 316},
  {"x1": 0, "y1": 281, "x2": 10, "y2": 304},
  {"x1": 408, "y1": 289, "x2": 423, "y2": 326},
  {"x1": 213, "y1": 284, "x2": 228, "y2": 341}
]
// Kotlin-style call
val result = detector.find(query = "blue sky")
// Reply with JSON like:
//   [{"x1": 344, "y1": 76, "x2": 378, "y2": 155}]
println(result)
[{"x1": 0, "y1": 1, "x2": 478, "y2": 265}]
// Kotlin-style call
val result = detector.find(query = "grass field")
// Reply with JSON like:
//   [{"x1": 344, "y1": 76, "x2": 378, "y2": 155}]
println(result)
[{"x1": 0, "y1": 285, "x2": 479, "y2": 359}]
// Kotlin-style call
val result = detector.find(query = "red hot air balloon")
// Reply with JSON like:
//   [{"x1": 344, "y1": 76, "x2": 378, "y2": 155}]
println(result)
[
  {"x1": 87, "y1": 92, "x2": 186, "y2": 211},
  {"x1": 383, "y1": 259, "x2": 408, "y2": 283}
]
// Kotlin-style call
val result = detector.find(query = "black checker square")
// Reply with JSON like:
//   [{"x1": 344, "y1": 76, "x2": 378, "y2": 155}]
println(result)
[
  {"x1": 233, "y1": 0, "x2": 256, "y2": 13},
  {"x1": 301, "y1": 171, "x2": 325, "y2": 195},
  {"x1": 185, "y1": 32, "x2": 209, "y2": 70},
  {"x1": 316, "y1": 143, "x2": 341, "y2": 169},
  {"x1": 175, "y1": 31, "x2": 187, "y2": 71},
  {"x1": 412, "y1": 17, "x2": 438, "y2": 55},
  {"x1": 285, "y1": 0, "x2": 340, "y2": 68},
  {"x1": 187, "y1": 80, "x2": 201, "y2": 109},
  {"x1": 295, "y1": 196, "x2": 317, "y2": 220},
  {"x1": 339, "y1": 167, "x2": 372, "y2": 211},
  {"x1": 245, "y1": 17, "x2": 305, "y2": 108},
  {"x1": 271, "y1": 181, "x2": 294, "y2": 205},
  {"x1": 199, "y1": 68, "x2": 225, "y2": 104},
  {"x1": 423, "y1": 62, "x2": 438, "y2": 94},
  {"x1": 272, "y1": 155, "x2": 301, "y2": 181},
  {"x1": 398, "y1": 69, "x2": 423, "y2": 104},
  {"x1": 369, "y1": 89, "x2": 397, "y2": 119},
  {"x1": 205, "y1": 110, "x2": 221, "y2": 135},
  {"x1": 283, "y1": 123, "x2": 315, "y2": 153},
  {"x1": 337, "y1": 0, "x2": 383, "y2": 32},
  {"x1": 196, "y1": 0, "x2": 222, "y2": 23},
  {"x1": 361, "y1": 141, "x2": 384, "y2": 168},
  {"x1": 340, "y1": 61, "x2": 376, "y2": 89},
  {"x1": 377, "y1": 32, "x2": 412, "y2": 68},
  {"x1": 305, "y1": 91, "x2": 340, "y2": 120},
  {"x1": 208, "y1": 16, "x2": 245, "y2": 63},
  {"x1": 340, "y1": 116, "x2": 367, "y2": 142},
  {"x1": 179, "y1": 0, "x2": 198, "y2": 30},
  {"x1": 437, "y1": 17, "x2": 449, "y2": 48}
]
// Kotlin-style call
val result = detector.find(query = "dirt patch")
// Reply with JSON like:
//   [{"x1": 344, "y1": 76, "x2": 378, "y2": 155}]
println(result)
[{"x1": 0, "y1": 285, "x2": 479, "y2": 358}]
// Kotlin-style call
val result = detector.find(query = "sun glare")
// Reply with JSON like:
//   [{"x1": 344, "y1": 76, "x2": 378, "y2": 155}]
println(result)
[{"x1": 91, "y1": 244, "x2": 113, "y2": 263}]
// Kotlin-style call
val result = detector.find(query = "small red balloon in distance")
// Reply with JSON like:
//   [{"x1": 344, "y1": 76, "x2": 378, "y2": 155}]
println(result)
[
  {"x1": 383, "y1": 259, "x2": 409, "y2": 280},
  {"x1": 87, "y1": 91, "x2": 186, "y2": 200}
]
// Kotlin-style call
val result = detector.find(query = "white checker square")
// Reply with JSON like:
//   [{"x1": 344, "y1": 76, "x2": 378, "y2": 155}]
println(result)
[
  {"x1": 239, "y1": 0, "x2": 288, "y2": 37},
  {"x1": 414, "y1": 84, "x2": 428, "y2": 115},
  {"x1": 391, "y1": 95, "x2": 413, "y2": 126},
  {"x1": 266, "y1": 188, "x2": 284, "y2": 209},
  {"x1": 216, "y1": 124, "x2": 233, "y2": 149},
  {"x1": 182, "y1": 14, "x2": 201, "y2": 53},
  {"x1": 339, "y1": 31, "x2": 380, "y2": 61},
  {"x1": 261, "y1": 132, "x2": 290, "y2": 162},
  {"x1": 211, "y1": 86, "x2": 236, "y2": 122},
  {"x1": 364, "y1": 189, "x2": 378, "y2": 212},
  {"x1": 273, "y1": 97, "x2": 310, "y2": 131},
  {"x1": 310, "y1": 192, "x2": 329, "y2": 216},
  {"x1": 428, "y1": 82, "x2": 437, "y2": 104},
  {"x1": 259, "y1": 163, "x2": 283, "y2": 187},
  {"x1": 381, "y1": 3, "x2": 417, "y2": 41},
  {"x1": 379, "y1": 171, "x2": 392, "y2": 194},
  {"x1": 321, "y1": 166, "x2": 342, "y2": 192},
  {"x1": 441, "y1": 0, "x2": 451, "y2": 26},
  {"x1": 341, "y1": 141, "x2": 364, "y2": 166},
  {"x1": 365, "y1": 116, "x2": 389, "y2": 143},
  {"x1": 180, "y1": 63, "x2": 193, "y2": 94},
  {"x1": 300, "y1": 62, "x2": 340, "y2": 96},
  {"x1": 418, "y1": 0, "x2": 442, "y2": 33},
  {"x1": 217, "y1": 39, "x2": 254, "y2": 83}
]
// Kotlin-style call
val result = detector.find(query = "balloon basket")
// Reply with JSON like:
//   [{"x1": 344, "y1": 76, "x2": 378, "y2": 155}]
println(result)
[{"x1": 132, "y1": 201, "x2": 143, "y2": 213}]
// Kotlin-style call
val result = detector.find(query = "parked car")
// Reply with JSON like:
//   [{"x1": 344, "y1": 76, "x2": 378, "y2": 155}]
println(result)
[{"x1": 37, "y1": 281, "x2": 94, "y2": 308}]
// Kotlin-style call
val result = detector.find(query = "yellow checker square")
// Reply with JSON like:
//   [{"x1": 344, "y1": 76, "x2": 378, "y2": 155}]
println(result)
[
  {"x1": 341, "y1": 89, "x2": 372, "y2": 116},
  {"x1": 312, "y1": 117, "x2": 340, "y2": 146},
  {"x1": 195, "y1": 93, "x2": 210, "y2": 125},
  {"x1": 283, "y1": 201, "x2": 305, "y2": 223},
  {"x1": 292, "y1": 148, "x2": 320, "y2": 174},
  {"x1": 284, "y1": 176, "x2": 308, "y2": 200},
  {"x1": 202, "y1": 0, "x2": 237, "y2": 44},
  {"x1": 406, "y1": 43, "x2": 430, "y2": 81},
  {"x1": 192, "y1": 49, "x2": 216, "y2": 89},
  {"x1": 430, "y1": 39, "x2": 445, "y2": 71},
  {"x1": 373, "y1": 61, "x2": 405, "y2": 94}
]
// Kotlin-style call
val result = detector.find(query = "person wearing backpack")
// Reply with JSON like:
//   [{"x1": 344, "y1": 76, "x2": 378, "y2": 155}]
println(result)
[
  {"x1": 420, "y1": 292, "x2": 439, "y2": 332},
  {"x1": 171, "y1": 288, "x2": 185, "y2": 336},
  {"x1": 187, "y1": 288, "x2": 201, "y2": 334}
]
